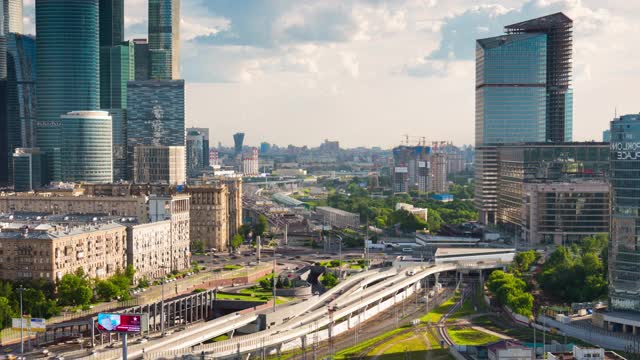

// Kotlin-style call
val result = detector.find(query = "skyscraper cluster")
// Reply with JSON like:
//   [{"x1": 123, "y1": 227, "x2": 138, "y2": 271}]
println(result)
[{"x1": 0, "y1": 0, "x2": 186, "y2": 189}]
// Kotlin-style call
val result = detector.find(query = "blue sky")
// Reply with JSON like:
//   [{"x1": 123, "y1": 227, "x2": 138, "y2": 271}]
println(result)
[{"x1": 23, "y1": 0, "x2": 640, "y2": 148}]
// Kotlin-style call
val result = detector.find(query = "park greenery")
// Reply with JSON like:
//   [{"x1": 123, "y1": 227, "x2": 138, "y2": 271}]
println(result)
[
  {"x1": 324, "y1": 178, "x2": 476, "y2": 235},
  {"x1": 320, "y1": 272, "x2": 338, "y2": 288},
  {"x1": 538, "y1": 234, "x2": 608, "y2": 303},
  {"x1": 487, "y1": 270, "x2": 534, "y2": 317}
]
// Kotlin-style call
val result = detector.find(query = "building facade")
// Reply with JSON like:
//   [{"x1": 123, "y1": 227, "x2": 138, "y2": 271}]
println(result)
[
  {"x1": 317, "y1": 206, "x2": 360, "y2": 229},
  {"x1": 609, "y1": 114, "x2": 640, "y2": 312},
  {"x1": 132, "y1": 145, "x2": 186, "y2": 185},
  {"x1": 35, "y1": 0, "x2": 100, "y2": 182},
  {"x1": 3, "y1": 0, "x2": 23, "y2": 34},
  {"x1": 148, "y1": 0, "x2": 180, "y2": 80},
  {"x1": 12, "y1": 147, "x2": 43, "y2": 192},
  {"x1": 5, "y1": 33, "x2": 36, "y2": 185},
  {"x1": 475, "y1": 13, "x2": 574, "y2": 224},
  {"x1": 242, "y1": 147, "x2": 259, "y2": 176},
  {"x1": 186, "y1": 129, "x2": 205, "y2": 178},
  {"x1": 100, "y1": 41, "x2": 134, "y2": 109},
  {"x1": 108, "y1": 108, "x2": 127, "y2": 181},
  {"x1": 60, "y1": 111, "x2": 113, "y2": 184},
  {"x1": 522, "y1": 181, "x2": 609, "y2": 245},
  {"x1": 0, "y1": 192, "x2": 149, "y2": 220},
  {"x1": 126, "y1": 79, "x2": 185, "y2": 177},
  {"x1": 133, "y1": 38, "x2": 150, "y2": 80},
  {"x1": 0, "y1": 222, "x2": 127, "y2": 282},
  {"x1": 188, "y1": 127, "x2": 209, "y2": 167},
  {"x1": 185, "y1": 185, "x2": 229, "y2": 251}
]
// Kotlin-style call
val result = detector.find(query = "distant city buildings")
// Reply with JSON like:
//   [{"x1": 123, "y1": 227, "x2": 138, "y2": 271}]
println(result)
[
  {"x1": 317, "y1": 206, "x2": 360, "y2": 229},
  {"x1": 233, "y1": 132, "x2": 245, "y2": 157},
  {"x1": 242, "y1": 147, "x2": 259, "y2": 176},
  {"x1": 12, "y1": 148, "x2": 43, "y2": 191}
]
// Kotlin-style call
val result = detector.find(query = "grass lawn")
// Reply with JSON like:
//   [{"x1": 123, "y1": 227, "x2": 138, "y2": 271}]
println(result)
[
  {"x1": 223, "y1": 264, "x2": 243, "y2": 270},
  {"x1": 215, "y1": 292, "x2": 265, "y2": 302},
  {"x1": 420, "y1": 294, "x2": 459, "y2": 324},
  {"x1": 367, "y1": 331, "x2": 427, "y2": 355},
  {"x1": 334, "y1": 328, "x2": 405, "y2": 359},
  {"x1": 446, "y1": 326, "x2": 500, "y2": 345},
  {"x1": 471, "y1": 314, "x2": 590, "y2": 347},
  {"x1": 447, "y1": 295, "x2": 476, "y2": 322}
]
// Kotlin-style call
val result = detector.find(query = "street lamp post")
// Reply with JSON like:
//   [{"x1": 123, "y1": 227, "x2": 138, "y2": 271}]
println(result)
[
  {"x1": 18, "y1": 285, "x2": 24, "y2": 355},
  {"x1": 337, "y1": 235, "x2": 343, "y2": 279}
]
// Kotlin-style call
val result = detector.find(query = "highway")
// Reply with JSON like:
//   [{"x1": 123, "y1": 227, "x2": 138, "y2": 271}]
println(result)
[
  {"x1": 69, "y1": 260, "x2": 505, "y2": 359},
  {"x1": 143, "y1": 261, "x2": 505, "y2": 359}
]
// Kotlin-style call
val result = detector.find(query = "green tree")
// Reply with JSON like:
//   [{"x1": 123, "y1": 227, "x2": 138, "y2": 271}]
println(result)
[
  {"x1": 231, "y1": 234, "x2": 244, "y2": 250},
  {"x1": 125, "y1": 264, "x2": 136, "y2": 285},
  {"x1": 513, "y1": 250, "x2": 537, "y2": 273},
  {"x1": 0, "y1": 296, "x2": 14, "y2": 328},
  {"x1": 254, "y1": 215, "x2": 269, "y2": 237},
  {"x1": 95, "y1": 280, "x2": 120, "y2": 302},
  {"x1": 57, "y1": 273, "x2": 92, "y2": 306},
  {"x1": 191, "y1": 240, "x2": 206, "y2": 253},
  {"x1": 321, "y1": 272, "x2": 338, "y2": 288}
]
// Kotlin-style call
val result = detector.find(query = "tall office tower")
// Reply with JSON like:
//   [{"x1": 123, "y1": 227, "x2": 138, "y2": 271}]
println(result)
[
  {"x1": 505, "y1": 13, "x2": 573, "y2": 143},
  {"x1": 35, "y1": 0, "x2": 100, "y2": 182},
  {"x1": 188, "y1": 127, "x2": 210, "y2": 167},
  {"x1": 603, "y1": 129, "x2": 611, "y2": 142},
  {"x1": 60, "y1": 111, "x2": 113, "y2": 183},
  {"x1": 148, "y1": 0, "x2": 180, "y2": 80},
  {"x1": 13, "y1": 147, "x2": 42, "y2": 191},
  {"x1": 4, "y1": 0, "x2": 23, "y2": 34},
  {"x1": 5, "y1": 33, "x2": 36, "y2": 185},
  {"x1": 100, "y1": 41, "x2": 134, "y2": 109},
  {"x1": 133, "y1": 39, "x2": 150, "y2": 80},
  {"x1": 233, "y1": 132, "x2": 245, "y2": 156},
  {"x1": 109, "y1": 108, "x2": 127, "y2": 181},
  {"x1": 186, "y1": 129, "x2": 205, "y2": 178},
  {"x1": 475, "y1": 12, "x2": 573, "y2": 224},
  {"x1": 609, "y1": 114, "x2": 640, "y2": 312},
  {"x1": 99, "y1": 0, "x2": 123, "y2": 47},
  {"x1": 0, "y1": 3, "x2": 6, "y2": 184},
  {"x1": 126, "y1": 79, "x2": 185, "y2": 178}
]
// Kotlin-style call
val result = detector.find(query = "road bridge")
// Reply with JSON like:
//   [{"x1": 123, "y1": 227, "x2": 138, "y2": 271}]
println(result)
[{"x1": 139, "y1": 261, "x2": 507, "y2": 359}]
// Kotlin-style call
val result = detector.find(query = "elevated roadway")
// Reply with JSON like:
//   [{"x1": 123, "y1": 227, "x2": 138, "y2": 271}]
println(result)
[{"x1": 143, "y1": 261, "x2": 506, "y2": 359}]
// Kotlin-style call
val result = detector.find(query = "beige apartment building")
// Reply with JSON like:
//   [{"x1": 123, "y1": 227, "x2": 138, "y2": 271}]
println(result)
[
  {"x1": 185, "y1": 185, "x2": 229, "y2": 251},
  {"x1": 0, "y1": 192, "x2": 149, "y2": 220},
  {"x1": 0, "y1": 223, "x2": 127, "y2": 282}
]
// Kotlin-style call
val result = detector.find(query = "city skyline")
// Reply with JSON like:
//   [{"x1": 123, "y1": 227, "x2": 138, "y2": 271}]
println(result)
[{"x1": 17, "y1": 0, "x2": 638, "y2": 148}]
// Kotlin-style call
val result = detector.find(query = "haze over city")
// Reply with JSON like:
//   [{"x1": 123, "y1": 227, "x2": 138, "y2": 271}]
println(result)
[{"x1": 18, "y1": 0, "x2": 639, "y2": 148}]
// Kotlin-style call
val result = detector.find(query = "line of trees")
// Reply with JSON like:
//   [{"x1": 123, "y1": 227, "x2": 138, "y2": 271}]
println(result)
[{"x1": 487, "y1": 270, "x2": 534, "y2": 317}]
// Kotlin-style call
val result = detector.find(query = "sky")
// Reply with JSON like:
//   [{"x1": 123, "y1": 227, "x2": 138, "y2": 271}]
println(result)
[{"x1": 22, "y1": 0, "x2": 640, "y2": 149}]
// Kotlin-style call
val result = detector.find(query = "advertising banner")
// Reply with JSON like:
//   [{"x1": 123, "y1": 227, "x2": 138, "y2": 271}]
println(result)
[{"x1": 97, "y1": 313, "x2": 149, "y2": 333}]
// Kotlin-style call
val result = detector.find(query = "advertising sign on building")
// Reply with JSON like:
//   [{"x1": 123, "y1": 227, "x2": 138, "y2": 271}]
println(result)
[{"x1": 97, "y1": 313, "x2": 149, "y2": 333}]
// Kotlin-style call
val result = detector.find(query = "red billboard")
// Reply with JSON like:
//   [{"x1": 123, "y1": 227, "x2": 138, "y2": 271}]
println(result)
[{"x1": 97, "y1": 313, "x2": 148, "y2": 333}]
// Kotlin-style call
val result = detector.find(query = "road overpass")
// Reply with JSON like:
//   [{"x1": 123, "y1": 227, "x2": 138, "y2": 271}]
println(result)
[{"x1": 137, "y1": 261, "x2": 507, "y2": 359}]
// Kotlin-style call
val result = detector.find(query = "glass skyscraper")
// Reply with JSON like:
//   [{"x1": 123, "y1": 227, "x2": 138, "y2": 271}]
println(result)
[
  {"x1": 133, "y1": 38, "x2": 150, "y2": 80},
  {"x1": 126, "y1": 79, "x2": 185, "y2": 177},
  {"x1": 35, "y1": 0, "x2": 100, "y2": 182},
  {"x1": 60, "y1": 111, "x2": 113, "y2": 183},
  {"x1": 475, "y1": 13, "x2": 573, "y2": 224},
  {"x1": 609, "y1": 114, "x2": 640, "y2": 312},
  {"x1": 100, "y1": 41, "x2": 134, "y2": 109},
  {"x1": 99, "y1": 0, "x2": 123, "y2": 48},
  {"x1": 4, "y1": 33, "x2": 36, "y2": 185},
  {"x1": 148, "y1": 0, "x2": 180, "y2": 79}
]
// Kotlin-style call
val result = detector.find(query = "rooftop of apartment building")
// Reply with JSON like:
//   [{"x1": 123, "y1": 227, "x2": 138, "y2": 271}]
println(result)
[{"x1": 0, "y1": 221, "x2": 126, "y2": 240}]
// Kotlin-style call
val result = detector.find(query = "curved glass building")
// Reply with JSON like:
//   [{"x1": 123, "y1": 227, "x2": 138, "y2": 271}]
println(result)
[
  {"x1": 35, "y1": 0, "x2": 100, "y2": 182},
  {"x1": 60, "y1": 111, "x2": 112, "y2": 183}
]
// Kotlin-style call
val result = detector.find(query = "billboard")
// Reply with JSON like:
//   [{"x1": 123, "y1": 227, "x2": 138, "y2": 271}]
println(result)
[
  {"x1": 12, "y1": 317, "x2": 46, "y2": 332},
  {"x1": 97, "y1": 313, "x2": 149, "y2": 333}
]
